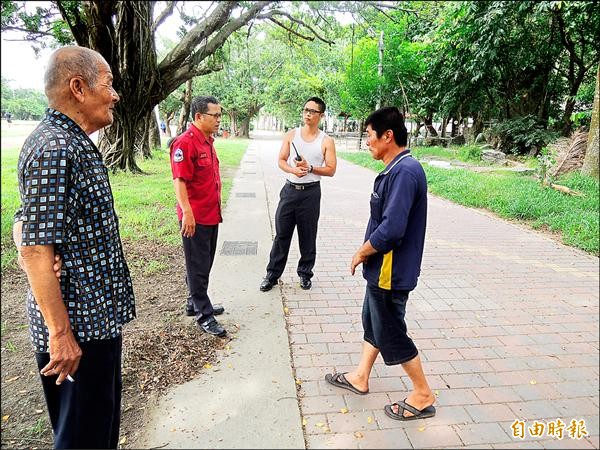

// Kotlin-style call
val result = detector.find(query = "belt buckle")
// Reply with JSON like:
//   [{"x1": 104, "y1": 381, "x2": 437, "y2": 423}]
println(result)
[{"x1": 295, "y1": 184, "x2": 303, "y2": 190}]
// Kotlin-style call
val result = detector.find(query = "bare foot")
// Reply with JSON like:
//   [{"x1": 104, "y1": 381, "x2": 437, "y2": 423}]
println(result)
[
  {"x1": 391, "y1": 391, "x2": 435, "y2": 418},
  {"x1": 343, "y1": 372, "x2": 369, "y2": 393}
]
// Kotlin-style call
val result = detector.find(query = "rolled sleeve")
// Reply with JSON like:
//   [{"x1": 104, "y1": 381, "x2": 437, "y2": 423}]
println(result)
[
  {"x1": 20, "y1": 148, "x2": 70, "y2": 246},
  {"x1": 368, "y1": 171, "x2": 416, "y2": 253}
]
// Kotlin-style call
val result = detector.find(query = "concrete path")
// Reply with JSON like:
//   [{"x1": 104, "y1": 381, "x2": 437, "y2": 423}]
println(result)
[
  {"x1": 137, "y1": 138, "x2": 304, "y2": 449},
  {"x1": 139, "y1": 132, "x2": 599, "y2": 449}
]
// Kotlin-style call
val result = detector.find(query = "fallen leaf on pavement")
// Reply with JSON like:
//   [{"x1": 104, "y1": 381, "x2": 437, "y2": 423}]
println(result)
[
  {"x1": 418, "y1": 426, "x2": 426, "y2": 432},
  {"x1": 354, "y1": 432, "x2": 364, "y2": 439},
  {"x1": 302, "y1": 418, "x2": 307, "y2": 426},
  {"x1": 530, "y1": 380, "x2": 537, "y2": 385},
  {"x1": 2, "y1": 415, "x2": 9, "y2": 422},
  {"x1": 340, "y1": 408, "x2": 348, "y2": 414},
  {"x1": 367, "y1": 416, "x2": 373, "y2": 423}
]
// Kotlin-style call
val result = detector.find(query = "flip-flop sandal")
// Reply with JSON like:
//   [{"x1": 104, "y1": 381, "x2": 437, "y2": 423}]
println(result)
[
  {"x1": 384, "y1": 398, "x2": 436, "y2": 421},
  {"x1": 325, "y1": 372, "x2": 369, "y2": 395}
]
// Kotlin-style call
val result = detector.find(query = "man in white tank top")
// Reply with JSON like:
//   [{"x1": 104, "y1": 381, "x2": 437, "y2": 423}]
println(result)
[{"x1": 260, "y1": 97, "x2": 337, "y2": 292}]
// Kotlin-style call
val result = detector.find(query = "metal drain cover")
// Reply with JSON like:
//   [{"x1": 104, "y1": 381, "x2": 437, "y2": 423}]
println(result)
[{"x1": 220, "y1": 241, "x2": 258, "y2": 255}]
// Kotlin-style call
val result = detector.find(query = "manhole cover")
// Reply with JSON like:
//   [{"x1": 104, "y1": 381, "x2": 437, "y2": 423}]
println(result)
[
  {"x1": 236, "y1": 192, "x2": 256, "y2": 198},
  {"x1": 220, "y1": 241, "x2": 258, "y2": 255}
]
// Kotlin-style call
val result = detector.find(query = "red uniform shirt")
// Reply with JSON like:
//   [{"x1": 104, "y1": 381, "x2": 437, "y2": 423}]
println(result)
[{"x1": 170, "y1": 123, "x2": 222, "y2": 225}]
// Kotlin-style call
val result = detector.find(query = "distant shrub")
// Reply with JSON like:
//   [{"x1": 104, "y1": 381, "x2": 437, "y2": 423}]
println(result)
[{"x1": 487, "y1": 115, "x2": 559, "y2": 156}]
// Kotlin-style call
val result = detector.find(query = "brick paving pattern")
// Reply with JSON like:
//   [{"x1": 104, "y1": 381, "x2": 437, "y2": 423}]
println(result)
[{"x1": 259, "y1": 140, "x2": 599, "y2": 449}]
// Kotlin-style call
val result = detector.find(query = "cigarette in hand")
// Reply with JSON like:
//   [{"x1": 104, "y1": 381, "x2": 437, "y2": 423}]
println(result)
[{"x1": 66, "y1": 374, "x2": 75, "y2": 383}]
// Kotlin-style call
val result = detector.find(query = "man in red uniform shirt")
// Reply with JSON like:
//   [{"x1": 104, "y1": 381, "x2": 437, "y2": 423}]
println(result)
[{"x1": 170, "y1": 95, "x2": 226, "y2": 337}]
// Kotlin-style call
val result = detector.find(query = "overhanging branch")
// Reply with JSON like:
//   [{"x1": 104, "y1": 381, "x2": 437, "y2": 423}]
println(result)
[
  {"x1": 257, "y1": 9, "x2": 335, "y2": 45},
  {"x1": 268, "y1": 17, "x2": 314, "y2": 42},
  {"x1": 153, "y1": 1, "x2": 177, "y2": 33}
]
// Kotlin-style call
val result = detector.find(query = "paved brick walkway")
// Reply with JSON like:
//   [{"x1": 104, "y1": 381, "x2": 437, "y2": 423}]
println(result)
[{"x1": 258, "y1": 136, "x2": 599, "y2": 449}]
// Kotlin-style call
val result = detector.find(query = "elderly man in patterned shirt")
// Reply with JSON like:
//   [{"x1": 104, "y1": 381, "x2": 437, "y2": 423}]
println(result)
[{"x1": 12, "y1": 46, "x2": 135, "y2": 449}]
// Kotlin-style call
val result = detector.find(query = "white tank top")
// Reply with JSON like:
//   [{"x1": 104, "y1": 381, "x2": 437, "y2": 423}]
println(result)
[{"x1": 287, "y1": 127, "x2": 326, "y2": 183}]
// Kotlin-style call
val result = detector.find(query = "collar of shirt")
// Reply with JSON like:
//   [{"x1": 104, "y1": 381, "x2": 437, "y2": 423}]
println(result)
[
  {"x1": 381, "y1": 149, "x2": 411, "y2": 175},
  {"x1": 188, "y1": 123, "x2": 214, "y2": 145},
  {"x1": 46, "y1": 108, "x2": 87, "y2": 136}
]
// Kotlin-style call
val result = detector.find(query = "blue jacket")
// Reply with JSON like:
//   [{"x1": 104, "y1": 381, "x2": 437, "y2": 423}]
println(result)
[{"x1": 363, "y1": 150, "x2": 427, "y2": 291}]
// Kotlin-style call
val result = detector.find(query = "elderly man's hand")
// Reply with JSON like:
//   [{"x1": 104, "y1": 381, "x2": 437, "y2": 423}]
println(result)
[
  {"x1": 52, "y1": 253, "x2": 62, "y2": 279},
  {"x1": 41, "y1": 330, "x2": 82, "y2": 385}
]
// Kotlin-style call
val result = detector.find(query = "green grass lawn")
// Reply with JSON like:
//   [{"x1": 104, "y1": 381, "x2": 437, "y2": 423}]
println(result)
[
  {"x1": 340, "y1": 150, "x2": 599, "y2": 255},
  {"x1": 1, "y1": 138, "x2": 249, "y2": 270},
  {"x1": 410, "y1": 144, "x2": 483, "y2": 164}
]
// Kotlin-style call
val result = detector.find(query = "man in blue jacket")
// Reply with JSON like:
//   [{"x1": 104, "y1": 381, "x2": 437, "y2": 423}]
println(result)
[{"x1": 325, "y1": 107, "x2": 436, "y2": 421}]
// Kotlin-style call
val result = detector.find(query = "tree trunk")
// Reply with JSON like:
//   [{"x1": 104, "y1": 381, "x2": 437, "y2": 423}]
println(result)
[
  {"x1": 473, "y1": 113, "x2": 484, "y2": 137},
  {"x1": 165, "y1": 111, "x2": 175, "y2": 137},
  {"x1": 239, "y1": 117, "x2": 251, "y2": 138},
  {"x1": 229, "y1": 111, "x2": 238, "y2": 136},
  {"x1": 414, "y1": 122, "x2": 423, "y2": 137},
  {"x1": 581, "y1": 66, "x2": 599, "y2": 179},
  {"x1": 440, "y1": 117, "x2": 448, "y2": 138},
  {"x1": 177, "y1": 79, "x2": 193, "y2": 135},
  {"x1": 148, "y1": 111, "x2": 161, "y2": 153},
  {"x1": 90, "y1": 1, "x2": 157, "y2": 172},
  {"x1": 423, "y1": 116, "x2": 438, "y2": 137},
  {"x1": 356, "y1": 119, "x2": 365, "y2": 151},
  {"x1": 100, "y1": 111, "x2": 146, "y2": 173}
]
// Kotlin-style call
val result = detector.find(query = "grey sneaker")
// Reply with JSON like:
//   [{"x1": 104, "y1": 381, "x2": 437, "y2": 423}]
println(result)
[{"x1": 198, "y1": 316, "x2": 226, "y2": 337}]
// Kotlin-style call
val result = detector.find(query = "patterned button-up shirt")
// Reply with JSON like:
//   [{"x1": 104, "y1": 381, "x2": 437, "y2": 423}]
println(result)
[{"x1": 15, "y1": 109, "x2": 136, "y2": 353}]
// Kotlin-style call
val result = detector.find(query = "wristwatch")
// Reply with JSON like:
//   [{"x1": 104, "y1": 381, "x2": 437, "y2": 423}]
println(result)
[{"x1": 309, "y1": 165, "x2": 313, "y2": 173}]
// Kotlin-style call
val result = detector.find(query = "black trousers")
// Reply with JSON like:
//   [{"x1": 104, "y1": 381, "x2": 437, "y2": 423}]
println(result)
[
  {"x1": 35, "y1": 335, "x2": 123, "y2": 449},
  {"x1": 266, "y1": 182, "x2": 321, "y2": 281},
  {"x1": 182, "y1": 223, "x2": 219, "y2": 321}
]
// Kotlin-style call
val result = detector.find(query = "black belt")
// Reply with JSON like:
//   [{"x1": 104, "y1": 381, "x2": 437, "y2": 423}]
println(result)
[{"x1": 286, "y1": 180, "x2": 320, "y2": 190}]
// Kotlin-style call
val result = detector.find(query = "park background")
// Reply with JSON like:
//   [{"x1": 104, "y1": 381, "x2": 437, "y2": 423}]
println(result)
[{"x1": 1, "y1": 1, "x2": 599, "y2": 448}]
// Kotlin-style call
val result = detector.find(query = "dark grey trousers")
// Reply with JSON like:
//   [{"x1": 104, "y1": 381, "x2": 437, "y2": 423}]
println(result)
[
  {"x1": 181, "y1": 223, "x2": 219, "y2": 321},
  {"x1": 266, "y1": 182, "x2": 321, "y2": 281}
]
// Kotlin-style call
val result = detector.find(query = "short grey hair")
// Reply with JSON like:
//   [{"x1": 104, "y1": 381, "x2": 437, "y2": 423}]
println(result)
[
  {"x1": 191, "y1": 95, "x2": 219, "y2": 118},
  {"x1": 44, "y1": 46, "x2": 104, "y2": 94}
]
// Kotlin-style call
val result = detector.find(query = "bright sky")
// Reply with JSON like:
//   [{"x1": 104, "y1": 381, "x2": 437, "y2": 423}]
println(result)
[{"x1": 1, "y1": 34, "x2": 52, "y2": 90}]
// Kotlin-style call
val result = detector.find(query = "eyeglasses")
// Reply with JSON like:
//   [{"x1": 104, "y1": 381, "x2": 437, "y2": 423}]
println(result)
[
  {"x1": 203, "y1": 112, "x2": 222, "y2": 119},
  {"x1": 302, "y1": 108, "x2": 322, "y2": 116}
]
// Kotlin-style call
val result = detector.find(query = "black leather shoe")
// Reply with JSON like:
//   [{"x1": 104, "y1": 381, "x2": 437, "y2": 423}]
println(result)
[
  {"x1": 198, "y1": 316, "x2": 226, "y2": 337},
  {"x1": 299, "y1": 277, "x2": 312, "y2": 290},
  {"x1": 260, "y1": 277, "x2": 277, "y2": 292},
  {"x1": 186, "y1": 304, "x2": 224, "y2": 316}
]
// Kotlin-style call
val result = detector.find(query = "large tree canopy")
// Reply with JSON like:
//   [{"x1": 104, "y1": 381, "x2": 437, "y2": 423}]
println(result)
[{"x1": 1, "y1": 1, "x2": 336, "y2": 171}]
